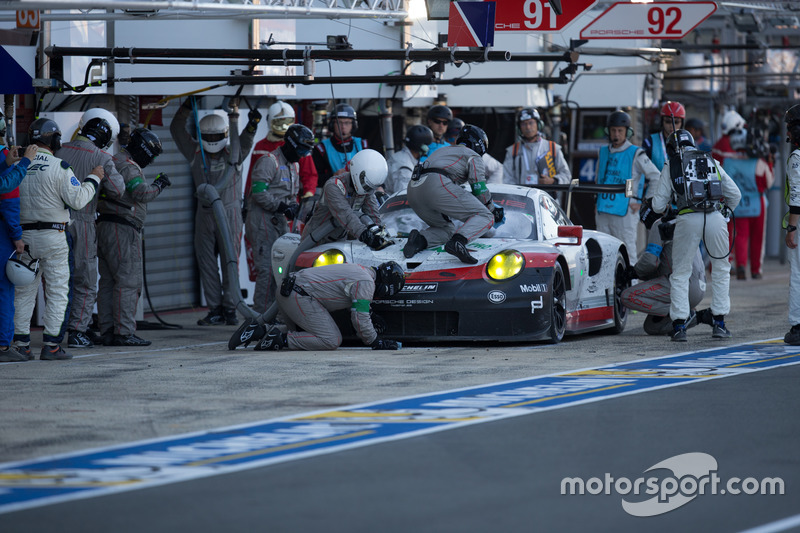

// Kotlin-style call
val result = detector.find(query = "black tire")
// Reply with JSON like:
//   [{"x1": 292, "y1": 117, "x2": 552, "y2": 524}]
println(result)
[
  {"x1": 607, "y1": 251, "x2": 629, "y2": 334},
  {"x1": 547, "y1": 262, "x2": 567, "y2": 343}
]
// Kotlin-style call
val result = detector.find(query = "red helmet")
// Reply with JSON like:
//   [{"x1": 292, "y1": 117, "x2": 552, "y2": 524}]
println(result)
[{"x1": 661, "y1": 101, "x2": 685, "y2": 119}]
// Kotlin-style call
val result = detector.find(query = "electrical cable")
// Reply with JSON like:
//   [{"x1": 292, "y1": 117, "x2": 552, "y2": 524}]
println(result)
[{"x1": 137, "y1": 230, "x2": 182, "y2": 330}]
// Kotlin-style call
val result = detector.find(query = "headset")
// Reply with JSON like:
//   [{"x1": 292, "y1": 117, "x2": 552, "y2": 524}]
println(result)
[
  {"x1": 605, "y1": 110, "x2": 634, "y2": 139},
  {"x1": 517, "y1": 108, "x2": 545, "y2": 137}
]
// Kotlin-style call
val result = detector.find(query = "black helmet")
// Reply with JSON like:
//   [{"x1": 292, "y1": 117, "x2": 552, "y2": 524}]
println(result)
[
  {"x1": 684, "y1": 118, "x2": 704, "y2": 132},
  {"x1": 29, "y1": 118, "x2": 62, "y2": 152},
  {"x1": 328, "y1": 103, "x2": 358, "y2": 132},
  {"x1": 374, "y1": 261, "x2": 405, "y2": 298},
  {"x1": 785, "y1": 104, "x2": 800, "y2": 126},
  {"x1": 456, "y1": 124, "x2": 489, "y2": 156},
  {"x1": 81, "y1": 117, "x2": 113, "y2": 149},
  {"x1": 426, "y1": 104, "x2": 453, "y2": 123},
  {"x1": 786, "y1": 104, "x2": 800, "y2": 147},
  {"x1": 607, "y1": 110, "x2": 631, "y2": 129},
  {"x1": 126, "y1": 128, "x2": 162, "y2": 169},
  {"x1": 281, "y1": 124, "x2": 315, "y2": 163},
  {"x1": 444, "y1": 118, "x2": 464, "y2": 143},
  {"x1": 666, "y1": 129, "x2": 696, "y2": 157},
  {"x1": 404, "y1": 124, "x2": 434, "y2": 154}
]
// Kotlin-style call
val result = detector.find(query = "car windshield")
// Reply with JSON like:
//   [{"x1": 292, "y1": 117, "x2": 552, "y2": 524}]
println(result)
[{"x1": 380, "y1": 192, "x2": 540, "y2": 240}]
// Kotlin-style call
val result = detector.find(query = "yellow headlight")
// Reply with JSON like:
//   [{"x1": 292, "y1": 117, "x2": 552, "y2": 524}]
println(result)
[
  {"x1": 312, "y1": 249, "x2": 346, "y2": 267},
  {"x1": 486, "y1": 250, "x2": 524, "y2": 280}
]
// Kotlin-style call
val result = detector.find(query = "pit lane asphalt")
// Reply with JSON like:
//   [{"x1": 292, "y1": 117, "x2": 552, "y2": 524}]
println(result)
[{"x1": 1, "y1": 258, "x2": 797, "y2": 532}]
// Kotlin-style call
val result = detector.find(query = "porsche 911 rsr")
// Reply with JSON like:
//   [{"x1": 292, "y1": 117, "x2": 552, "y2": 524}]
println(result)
[{"x1": 272, "y1": 184, "x2": 631, "y2": 343}]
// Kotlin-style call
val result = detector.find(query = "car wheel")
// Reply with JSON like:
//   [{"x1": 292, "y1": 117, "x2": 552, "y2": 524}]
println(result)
[
  {"x1": 547, "y1": 262, "x2": 567, "y2": 343},
  {"x1": 606, "y1": 251, "x2": 629, "y2": 334}
]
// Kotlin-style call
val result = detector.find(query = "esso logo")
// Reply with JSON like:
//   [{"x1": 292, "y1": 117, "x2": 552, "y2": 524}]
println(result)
[{"x1": 487, "y1": 290, "x2": 506, "y2": 304}]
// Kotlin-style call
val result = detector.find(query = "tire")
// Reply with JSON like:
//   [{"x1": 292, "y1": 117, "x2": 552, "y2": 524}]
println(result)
[
  {"x1": 547, "y1": 262, "x2": 567, "y2": 343},
  {"x1": 606, "y1": 251, "x2": 629, "y2": 334}
]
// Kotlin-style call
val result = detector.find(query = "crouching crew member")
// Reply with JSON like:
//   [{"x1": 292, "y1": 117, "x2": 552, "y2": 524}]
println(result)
[
  {"x1": 302, "y1": 148, "x2": 388, "y2": 248},
  {"x1": 404, "y1": 124, "x2": 502, "y2": 264},
  {"x1": 254, "y1": 262, "x2": 405, "y2": 351},
  {"x1": 621, "y1": 215, "x2": 706, "y2": 335}
]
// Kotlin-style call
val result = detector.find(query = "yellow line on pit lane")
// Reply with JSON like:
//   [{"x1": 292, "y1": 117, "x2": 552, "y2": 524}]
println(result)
[
  {"x1": 564, "y1": 370, "x2": 721, "y2": 379},
  {"x1": 726, "y1": 352, "x2": 800, "y2": 368},
  {"x1": 184, "y1": 430, "x2": 375, "y2": 467},
  {"x1": 0, "y1": 473, "x2": 139, "y2": 488},
  {"x1": 294, "y1": 411, "x2": 483, "y2": 422},
  {"x1": 502, "y1": 383, "x2": 633, "y2": 408}
]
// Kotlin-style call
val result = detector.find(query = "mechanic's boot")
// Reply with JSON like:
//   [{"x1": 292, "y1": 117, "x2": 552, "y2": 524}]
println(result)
[
  {"x1": 670, "y1": 320, "x2": 687, "y2": 342},
  {"x1": 223, "y1": 307, "x2": 239, "y2": 326},
  {"x1": 254, "y1": 327, "x2": 288, "y2": 351},
  {"x1": 785, "y1": 324, "x2": 800, "y2": 346},
  {"x1": 403, "y1": 229, "x2": 428, "y2": 259},
  {"x1": 112, "y1": 334, "x2": 152, "y2": 347},
  {"x1": 97, "y1": 329, "x2": 115, "y2": 346},
  {"x1": 228, "y1": 319, "x2": 266, "y2": 350},
  {"x1": 0, "y1": 346, "x2": 28, "y2": 363},
  {"x1": 696, "y1": 308, "x2": 714, "y2": 327},
  {"x1": 197, "y1": 306, "x2": 225, "y2": 326},
  {"x1": 643, "y1": 315, "x2": 673, "y2": 336},
  {"x1": 68, "y1": 329, "x2": 94, "y2": 349},
  {"x1": 712, "y1": 316, "x2": 732, "y2": 339},
  {"x1": 13, "y1": 344, "x2": 33, "y2": 360},
  {"x1": 736, "y1": 266, "x2": 746, "y2": 280},
  {"x1": 444, "y1": 234, "x2": 478, "y2": 265},
  {"x1": 40, "y1": 344, "x2": 73, "y2": 360}
]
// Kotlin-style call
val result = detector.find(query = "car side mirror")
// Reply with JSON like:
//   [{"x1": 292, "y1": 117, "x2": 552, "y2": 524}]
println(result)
[{"x1": 556, "y1": 225, "x2": 582, "y2": 246}]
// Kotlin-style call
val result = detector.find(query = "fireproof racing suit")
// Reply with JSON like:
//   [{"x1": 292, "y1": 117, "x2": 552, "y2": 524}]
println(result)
[
  {"x1": 275, "y1": 263, "x2": 378, "y2": 350},
  {"x1": 302, "y1": 170, "x2": 381, "y2": 244},
  {"x1": 245, "y1": 149, "x2": 300, "y2": 313},
  {"x1": 651, "y1": 156, "x2": 741, "y2": 322},
  {"x1": 13, "y1": 148, "x2": 101, "y2": 346},
  {"x1": 56, "y1": 137, "x2": 126, "y2": 334},
  {"x1": 786, "y1": 147, "x2": 800, "y2": 328},
  {"x1": 621, "y1": 219, "x2": 706, "y2": 335},
  {"x1": 96, "y1": 150, "x2": 165, "y2": 337},
  {"x1": 406, "y1": 144, "x2": 493, "y2": 247},
  {"x1": 171, "y1": 105, "x2": 255, "y2": 314}
]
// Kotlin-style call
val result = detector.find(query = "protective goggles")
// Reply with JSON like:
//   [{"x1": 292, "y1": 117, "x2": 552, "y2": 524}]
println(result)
[
  {"x1": 271, "y1": 117, "x2": 294, "y2": 131},
  {"x1": 202, "y1": 132, "x2": 227, "y2": 143}
]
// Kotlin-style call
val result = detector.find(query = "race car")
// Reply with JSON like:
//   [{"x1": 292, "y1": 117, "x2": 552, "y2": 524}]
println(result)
[{"x1": 271, "y1": 184, "x2": 631, "y2": 343}]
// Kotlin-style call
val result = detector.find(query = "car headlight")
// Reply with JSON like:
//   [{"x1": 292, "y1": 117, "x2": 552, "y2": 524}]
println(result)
[
  {"x1": 312, "y1": 249, "x2": 346, "y2": 267},
  {"x1": 486, "y1": 250, "x2": 524, "y2": 281}
]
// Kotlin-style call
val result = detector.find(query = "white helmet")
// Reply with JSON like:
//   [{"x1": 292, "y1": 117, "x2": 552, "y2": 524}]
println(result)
[
  {"x1": 348, "y1": 149, "x2": 387, "y2": 195},
  {"x1": 6, "y1": 251, "x2": 39, "y2": 286},
  {"x1": 268, "y1": 101, "x2": 295, "y2": 136},
  {"x1": 729, "y1": 128, "x2": 748, "y2": 151},
  {"x1": 79, "y1": 108, "x2": 120, "y2": 148},
  {"x1": 721, "y1": 110, "x2": 746, "y2": 136},
  {"x1": 199, "y1": 113, "x2": 229, "y2": 154}
]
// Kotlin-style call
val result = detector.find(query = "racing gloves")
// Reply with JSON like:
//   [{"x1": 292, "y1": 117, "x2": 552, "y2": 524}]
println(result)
[
  {"x1": 245, "y1": 108, "x2": 262, "y2": 134},
  {"x1": 153, "y1": 173, "x2": 171, "y2": 192},
  {"x1": 371, "y1": 338, "x2": 400, "y2": 350},
  {"x1": 359, "y1": 226, "x2": 389, "y2": 250},
  {"x1": 277, "y1": 201, "x2": 299, "y2": 221},
  {"x1": 639, "y1": 197, "x2": 661, "y2": 230}
]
